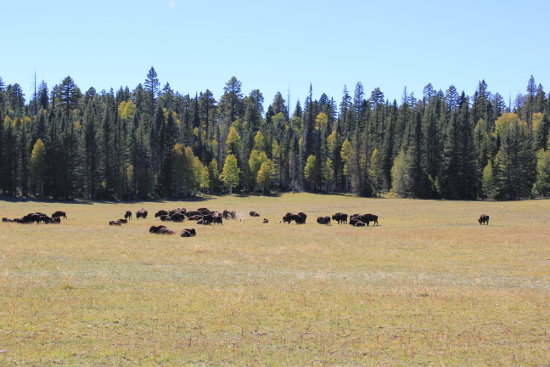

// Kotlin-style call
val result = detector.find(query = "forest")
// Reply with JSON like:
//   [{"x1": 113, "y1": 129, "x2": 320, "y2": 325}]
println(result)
[{"x1": 0, "y1": 68, "x2": 549, "y2": 201}]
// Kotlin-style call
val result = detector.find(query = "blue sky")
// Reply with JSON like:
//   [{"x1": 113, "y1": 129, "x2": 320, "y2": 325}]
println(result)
[{"x1": 1, "y1": 0, "x2": 549, "y2": 108}]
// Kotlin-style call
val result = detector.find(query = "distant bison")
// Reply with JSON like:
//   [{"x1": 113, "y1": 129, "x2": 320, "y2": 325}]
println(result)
[
  {"x1": 212, "y1": 216, "x2": 223, "y2": 225},
  {"x1": 249, "y1": 211, "x2": 260, "y2": 217},
  {"x1": 282, "y1": 212, "x2": 307, "y2": 224},
  {"x1": 353, "y1": 220, "x2": 366, "y2": 227},
  {"x1": 155, "y1": 210, "x2": 169, "y2": 218},
  {"x1": 478, "y1": 214, "x2": 489, "y2": 225},
  {"x1": 149, "y1": 225, "x2": 174, "y2": 234},
  {"x1": 124, "y1": 211, "x2": 132, "y2": 220},
  {"x1": 350, "y1": 213, "x2": 379, "y2": 226},
  {"x1": 263, "y1": 218, "x2": 269, "y2": 223},
  {"x1": 180, "y1": 228, "x2": 197, "y2": 237},
  {"x1": 2, "y1": 217, "x2": 14, "y2": 222},
  {"x1": 109, "y1": 218, "x2": 127, "y2": 226},
  {"x1": 316, "y1": 216, "x2": 331, "y2": 225},
  {"x1": 223, "y1": 209, "x2": 237, "y2": 220},
  {"x1": 136, "y1": 208, "x2": 148, "y2": 219},
  {"x1": 51, "y1": 211, "x2": 67, "y2": 220},
  {"x1": 332, "y1": 212, "x2": 348, "y2": 224}
]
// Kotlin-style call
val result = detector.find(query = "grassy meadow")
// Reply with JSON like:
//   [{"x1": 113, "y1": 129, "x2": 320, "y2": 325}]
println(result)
[{"x1": 0, "y1": 193, "x2": 548, "y2": 366}]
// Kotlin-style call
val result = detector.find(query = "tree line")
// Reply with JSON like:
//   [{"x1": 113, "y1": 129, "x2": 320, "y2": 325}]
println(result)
[{"x1": 0, "y1": 68, "x2": 549, "y2": 201}]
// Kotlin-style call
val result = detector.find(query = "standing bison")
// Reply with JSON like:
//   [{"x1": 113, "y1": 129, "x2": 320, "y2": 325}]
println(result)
[
  {"x1": 332, "y1": 213, "x2": 348, "y2": 224},
  {"x1": 51, "y1": 211, "x2": 67, "y2": 220},
  {"x1": 136, "y1": 208, "x2": 148, "y2": 219},
  {"x1": 478, "y1": 214, "x2": 489, "y2": 225},
  {"x1": 124, "y1": 211, "x2": 132, "y2": 220}
]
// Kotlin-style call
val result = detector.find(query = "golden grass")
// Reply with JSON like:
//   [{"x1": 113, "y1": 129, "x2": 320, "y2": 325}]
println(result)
[{"x1": 0, "y1": 194, "x2": 548, "y2": 366}]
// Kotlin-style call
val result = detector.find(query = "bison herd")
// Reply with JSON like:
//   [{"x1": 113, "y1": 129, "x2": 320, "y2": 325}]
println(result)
[
  {"x1": 2, "y1": 211, "x2": 66, "y2": 224},
  {"x1": 2, "y1": 207, "x2": 492, "y2": 240}
]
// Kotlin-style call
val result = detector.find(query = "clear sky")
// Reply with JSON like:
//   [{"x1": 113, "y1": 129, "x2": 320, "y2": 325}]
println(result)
[{"x1": 1, "y1": 0, "x2": 549, "y2": 108}]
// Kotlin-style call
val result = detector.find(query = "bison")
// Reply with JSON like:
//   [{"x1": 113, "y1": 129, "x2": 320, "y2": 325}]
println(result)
[
  {"x1": 149, "y1": 225, "x2": 174, "y2": 234},
  {"x1": 212, "y1": 216, "x2": 223, "y2": 225},
  {"x1": 263, "y1": 218, "x2": 269, "y2": 223},
  {"x1": 155, "y1": 210, "x2": 169, "y2": 218},
  {"x1": 181, "y1": 228, "x2": 197, "y2": 237},
  {"x1": 249, "y1": 211, "x2": 260, "y2": 217},
  {"x1": 332, "y1": 212, "x2": 348, "y2": 224},
  {"x1": 136, "y1": 208, "x2": 148, "y2": 219},
  {"x1": 2, "y1": 217, "x2": 14, "y2": 222},
  {"x1": 353, "y1": 220, "x2": 366, "y2": 227},
  {"x1": 51, "y1": 211, "x2": 67, "y2": 220},
  {"x1": 316, "y1": 216, "x2": 331, "y2": 225},
  {"x1": 124, "y1": 211, "x2": 132, "y2": 220},
  {"x1": 478, "y1": 214, "x2": 489, "y2": 225}
]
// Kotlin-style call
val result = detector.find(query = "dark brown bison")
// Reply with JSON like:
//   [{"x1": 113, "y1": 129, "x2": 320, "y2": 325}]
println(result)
[
  {"x1": 249, "y1": 211, "x2": 260, "y2": 217},
  {"x1": 363, "y1": 214, "x2": 378, "y2": 226},
  {"x1": 136, "y1": 208, "x2": 148, "y2": 219},
  {"x1": 332, "y1": 213, "x2": 348, "y2": 224},
  {"x1": 51, "y1": 211, "x2": 67, "y2": 220},
  {"x1": 317, "y1": 216, "x2": 331, "y2": 225},
  {"x1": 149, "y1": 225, "x2": 174, "y2": 234},
  {"x1": 283, "y1": 212, "x2": 307, "y2": 224},
  {"x1": 170, "y1": 213, "x2": 186, "y2": 222},
  {"x1": 2, "y1": 217, "x2": 14, "y2": 222},
  {"x1": 124, "y1": 211, "x2": 132, "y2": 220},
  {"x1": 109, "y1": 218, "x2": 127, "y2": 226},
  {"x1": 353, "y1": 220, "x2": 366, "y2": 227},
  {"x1": 263, "y1": 218, "x2": 269, "y2": 223},
  {"x1": 478, "y1": 214, "x2": 489, "y2": 225},
  {"x1": 181, "y1": 228, "x2": 196, "y2": 237},
  {"x1": 155, "y1": 210, "x2": 169, "y2": 218},
  {"x1": 212, "y1": 216, "x2": 223, "y2": 225},
  {"x1": 350, "y1": 213, "x2": 378, "y2": 226},
  {"x1": 51, "y1": 217, "x2": 61, "y2": 224},
  {"x1": 21, "y1": 212, "x2": 51, "y2": 224},
  {"x1": 186, "y1": 211, "x2": 201, "y2": 218},
  {"x1": 282, "y1": 212, "x2": 293, "y2": 223}
]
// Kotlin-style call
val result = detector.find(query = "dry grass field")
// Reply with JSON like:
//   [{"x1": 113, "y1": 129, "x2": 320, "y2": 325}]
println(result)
[{"x1": 0, "y1": 194, "x2": 548, "y2": 366}]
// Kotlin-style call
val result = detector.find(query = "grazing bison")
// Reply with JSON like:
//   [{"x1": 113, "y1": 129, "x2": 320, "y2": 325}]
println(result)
[
  {"x1": 149, "y1": 225, "x2": 174, "y2": 234},
  {"x1": 317, "y1": 216, "x2": 331, "y2": 225},
  {"x1": 181, "y1": 228, "x2": 197, "y2": 237},
  {"x1": 478, "y1": 214, "x2": 489, "y2": 225},
  {"x1": 155, "y1": 210, "x2": 169, "y2": 218},
  {"x1": 332, "y1": 212, "x2": 348, "y2": 224},
  {"x1": 124, "y1": 211, "x2": 132, "y2": 220},
  {"x1": 350, "y1": 213, "x2": 379, "y2": 226},
  {"x1": 249, "y1": 211, "x2": 260, "y2": 217},
  {"x1": 296, "y1": 212, "x2": 307, "y2": 224},
  {"x1": 136, "y1": 208, "x2": 148, "y2": 219},
  {"x1": 263, "y1": 218, "x2": 269, "y2": 223},
  {"x1": 51, "y1": 211, "x2": 67, "y2": 220},
  {"x1": 212, "y1": 216, "x2": 223, "y2": 225}
]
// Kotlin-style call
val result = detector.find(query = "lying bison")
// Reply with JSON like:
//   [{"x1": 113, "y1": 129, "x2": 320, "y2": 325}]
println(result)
[
  {"x1": 317, "y1": 216, "x2": 331, "y2": 225},
  {"x1": 136, "y1": 208, "x2": 148, "y2": 219},
  {"x1": 149, "y1": 225, "x2": 174, "y2": 234},
  {"x1": 180, "y1": 228, "x2": 197, "y2": 237},
  {"x1": 478, "y1": 214, "x2": 489, "y2": 225},
  {"x1": 263, "y1": 218, "x2": 269, "y2": 223},
  {"x1": 109, "y1": 218, "x2": 128, "y2": 226},
  {"x1": 249, "y1": 211, "x2": 260, "y2": 217},
  {"x1": 51, "y1": 211, "x2": 67, "y2": 220},
  {"x1": 155, "y1": 210, "x2": 169, "y2": 218}
]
